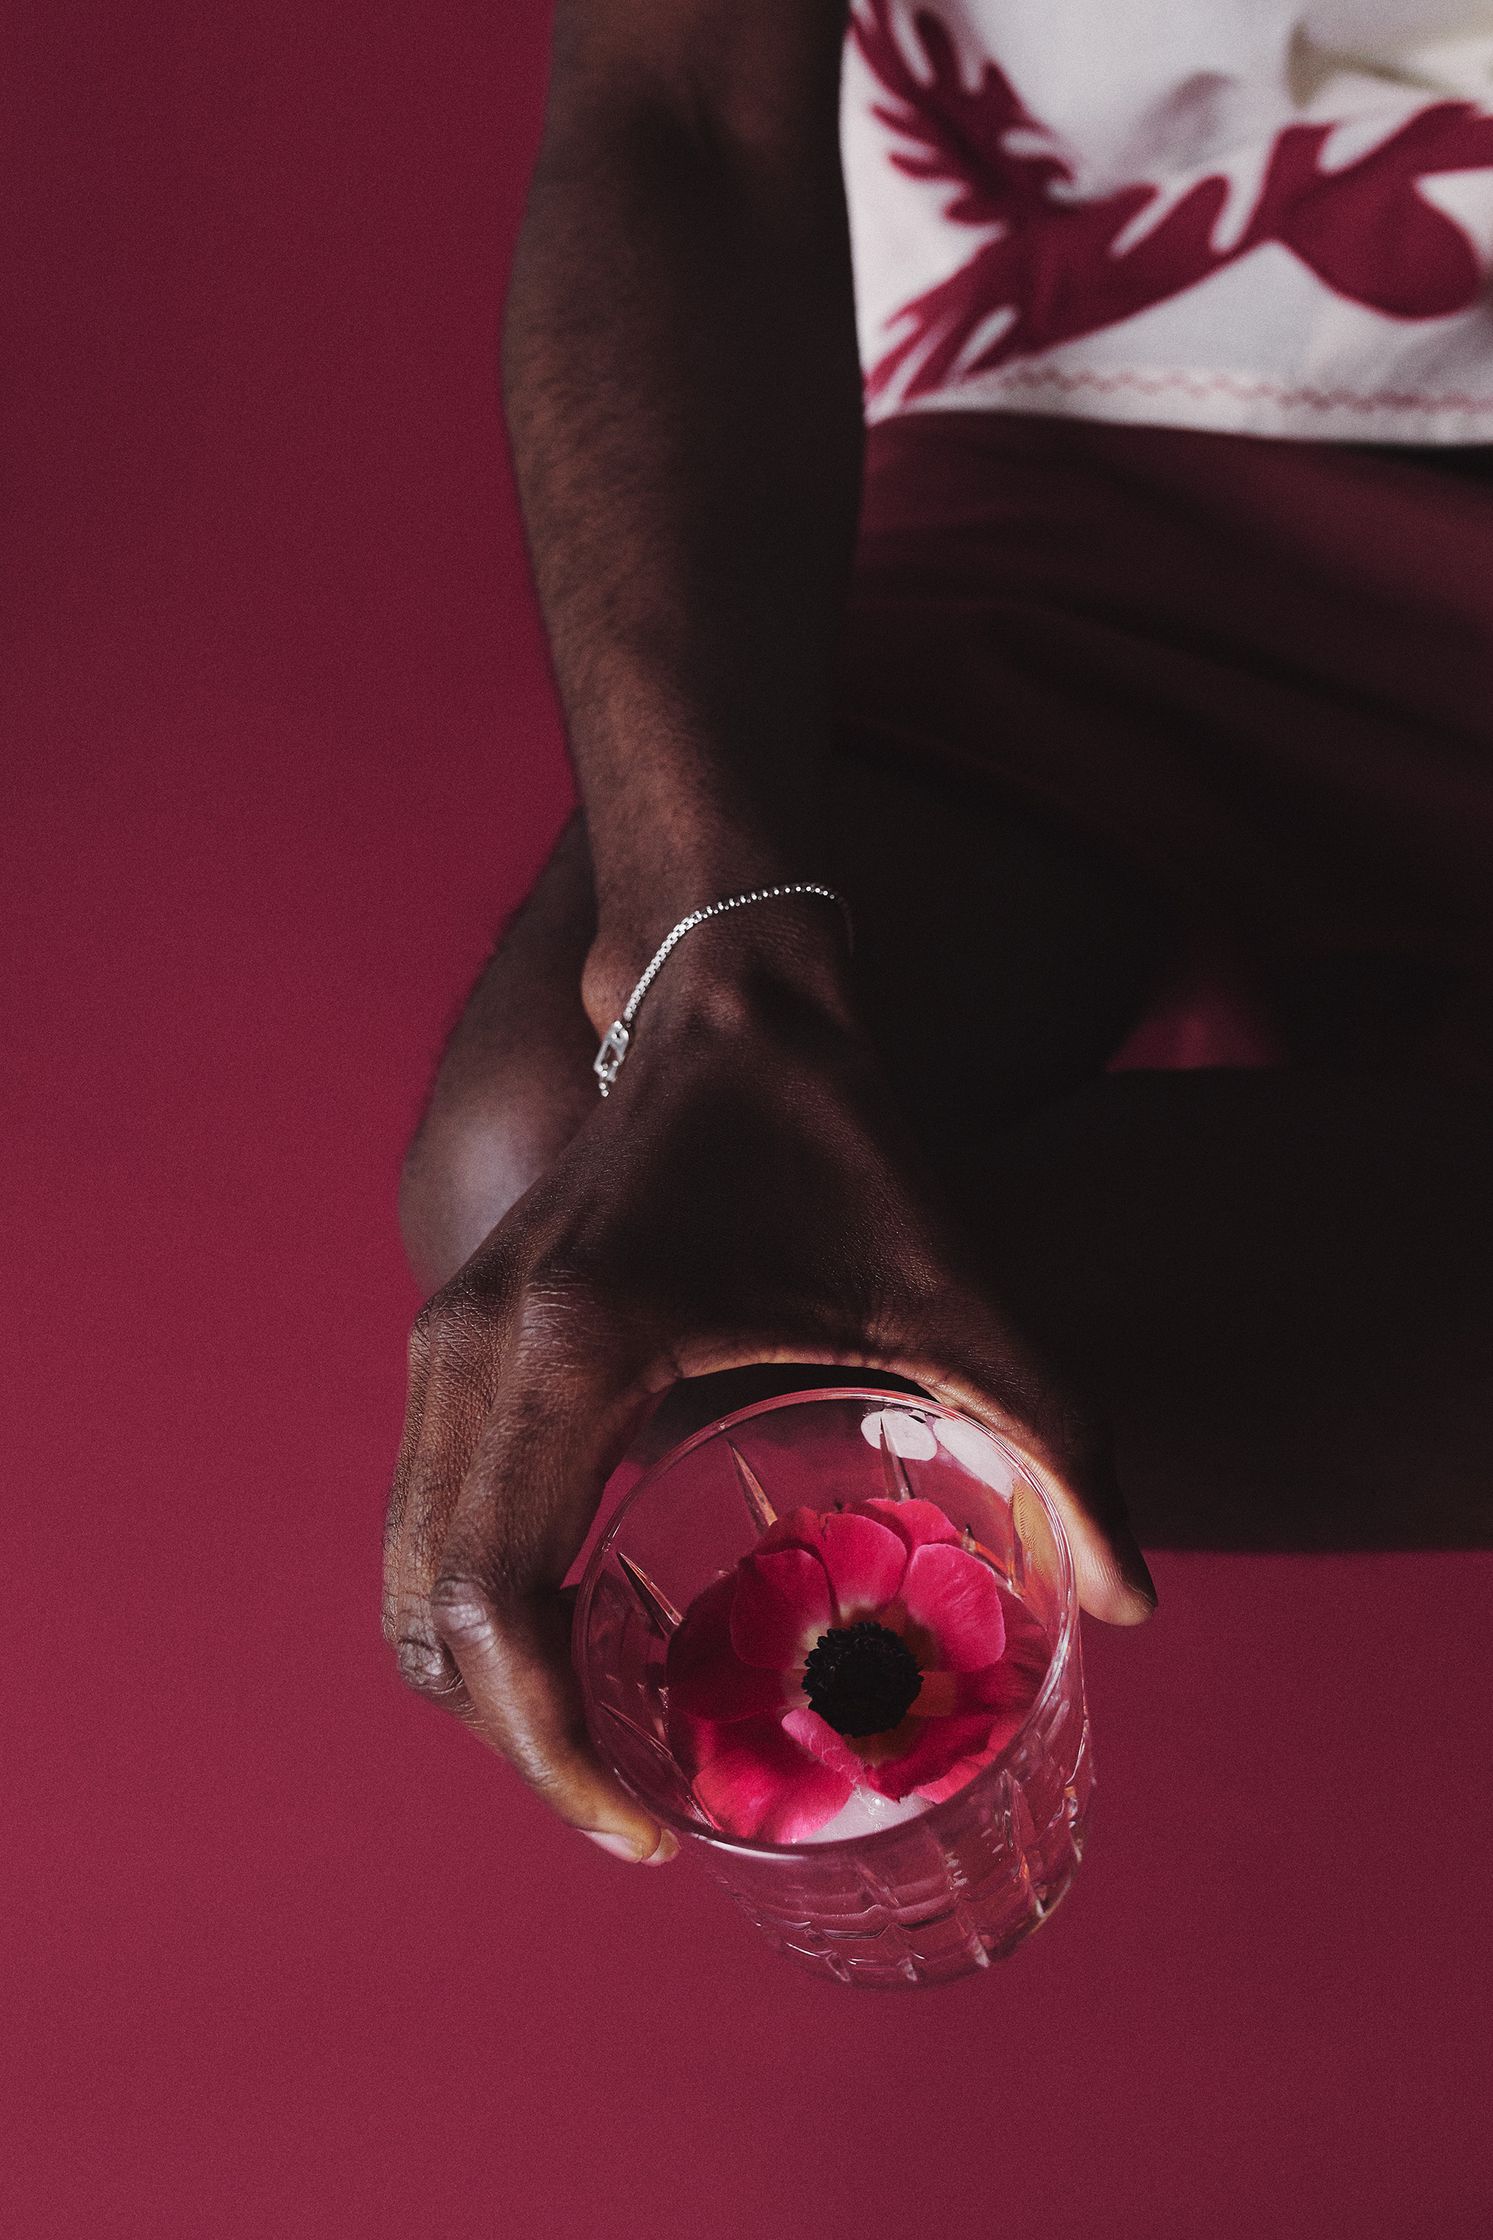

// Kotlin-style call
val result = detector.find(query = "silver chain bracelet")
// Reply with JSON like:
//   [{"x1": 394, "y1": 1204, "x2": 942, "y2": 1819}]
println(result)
[{"x1": 592, "y1": 883, "x2": 853, "y2": 1096}]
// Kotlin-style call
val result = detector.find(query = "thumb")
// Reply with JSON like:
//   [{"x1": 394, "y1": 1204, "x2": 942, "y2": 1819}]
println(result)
[
  {"x1": 429, "y1": 1574, "x2": 678, "y2": 1861},
  {"x1": 430, "y1": 1360, "x2": 682, "y2": 1862}
]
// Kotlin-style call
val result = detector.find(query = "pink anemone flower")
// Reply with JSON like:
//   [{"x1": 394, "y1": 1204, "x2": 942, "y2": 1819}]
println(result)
[{"x1": 665, "y1": 1496, "x2": 1048, "y2": 1843}]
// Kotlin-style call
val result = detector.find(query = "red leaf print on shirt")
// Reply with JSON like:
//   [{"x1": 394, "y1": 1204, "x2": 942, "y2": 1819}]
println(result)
[{"x1": 854, "y1": 0, "x2": 1493, "y2": 402}]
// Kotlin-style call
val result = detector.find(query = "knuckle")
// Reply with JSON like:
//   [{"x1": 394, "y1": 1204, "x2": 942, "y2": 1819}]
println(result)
[
  {"x1": 393, "y1": 1632, "x2": 464, "y2": 1702},
  {"x1": 428, "y1": 1569, "x2": 499, "y2": 1648}
]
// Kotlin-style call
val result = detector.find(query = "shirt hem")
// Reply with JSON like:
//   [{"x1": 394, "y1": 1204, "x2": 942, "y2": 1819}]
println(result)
[{"x1": 866, "y1": 364, "x2": 1493, "y2": 446}]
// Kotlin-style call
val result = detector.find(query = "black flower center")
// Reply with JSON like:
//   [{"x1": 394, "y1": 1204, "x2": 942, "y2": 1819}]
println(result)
[{"x1": 802, "y1": 1621, "x2": 923, "y2": 1738}]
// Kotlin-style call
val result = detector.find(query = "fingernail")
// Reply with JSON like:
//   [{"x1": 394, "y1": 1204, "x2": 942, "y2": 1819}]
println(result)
[
  {"x1": 583, "y1": 1827, "x2": 679, "y2": 1864},
  {"x1": 584, "y1": 1830, "x2": 649, "y2": 1863}
]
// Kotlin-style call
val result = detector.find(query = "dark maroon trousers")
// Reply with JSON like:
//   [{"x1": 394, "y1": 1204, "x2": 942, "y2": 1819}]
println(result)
[{"x1": 840, "y1": 412, "x2": 1493, "y2": 1078}]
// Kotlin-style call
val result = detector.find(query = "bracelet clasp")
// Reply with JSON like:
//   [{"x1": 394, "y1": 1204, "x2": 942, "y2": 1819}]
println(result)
[{"x1": 593, "y1": 1019, "x2": 631, "y2": 1097}]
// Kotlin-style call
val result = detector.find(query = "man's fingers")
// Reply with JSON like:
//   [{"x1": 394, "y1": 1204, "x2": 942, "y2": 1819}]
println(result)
[
  {"x1": 898, "y1": 1318, "x2": 1158, "y2": 1626},
  {"x1": 429, "y1": 1341, "x2": 677, "y2": 1860},
  {"x1": 427, "y1": 1572, "x2": 672, "y2": 1861},
  {"x1": 383, "y1": 1265, "x2": 679, "y2": 1861},
  {"x1": 382, "y1": 1285, "x2": 503, "y2": 1642}
]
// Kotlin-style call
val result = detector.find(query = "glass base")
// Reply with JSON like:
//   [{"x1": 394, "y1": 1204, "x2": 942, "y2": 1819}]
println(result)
[{"x1": 708, "y1": 1678, "x2": 1092, "y2": 1989}]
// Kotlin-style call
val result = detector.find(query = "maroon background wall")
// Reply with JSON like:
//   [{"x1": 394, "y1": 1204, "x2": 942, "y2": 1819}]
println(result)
[{"x1": 4, "y1": 8, "x2": 1490, "y2": 2236}]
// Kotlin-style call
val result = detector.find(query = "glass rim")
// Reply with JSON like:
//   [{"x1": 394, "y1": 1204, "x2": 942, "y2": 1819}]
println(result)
[{"x1": 573, "y1": 1383, "x2": 1079, "y2": 1860}]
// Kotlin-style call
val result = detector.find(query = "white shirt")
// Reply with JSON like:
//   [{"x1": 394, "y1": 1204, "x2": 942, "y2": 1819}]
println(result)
[{"x1": 842, "y1": 0, "x2": 1493, "y2": 439}]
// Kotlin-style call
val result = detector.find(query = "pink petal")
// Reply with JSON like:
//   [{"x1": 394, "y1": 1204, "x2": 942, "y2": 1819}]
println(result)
[
  {"x1": 666, "y1": 1574, "x2": 791, "y2": 1721},
  {"x1": 864, "y1": 1711, "x2": 1000, "y2": 1802},
  {"x1": 747, "y1": 1508, "x2": 911, "y2": 1619},
  {"x1": 814, "y1": 1511, "x2": 908, "y2": 1620},
  {"x1": 753, "y1": 1506, "x2": 828, "y2": 1557},
  {"x1": 860, "y1": 1496, "x2": 962, "y2": 1554},
  {"x1": 914, "y1": 1707, "x2": 1030, "y2": 1804},
  {"x1": 899, "y1": 1543, "x2": 1007, "y2": 1670},
  {"x1": 907, "y1": 1669, "x2": 961, "y2": 1718},
  {"x1": 780, "y1": 1706, "x2": 865, "y2": 1786},
  {"x1": 729, "y1": 1547, "x2": 833, "y2": 1669},
  {"x1": 775, "y1": 1659, "x2": 1022, "y2": 1739},
  {"x1": 690, "y1": 1714, "x2": 854, "y2": 1842},
  {"x1": 948, "y1": 1661, "x2": 1021, "y2": 1713},
  {"x1": 907, "y1": 1657, "x2": 1028, "y2": 1718},
  {"x1": 665, "y1": 1704, "x2": 731, "y2": 1776}
]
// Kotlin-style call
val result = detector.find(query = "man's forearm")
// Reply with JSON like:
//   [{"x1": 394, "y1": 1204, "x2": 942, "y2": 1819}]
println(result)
[{"x1": 501, "y1": 79, "x2": 864, "y2": 1026}]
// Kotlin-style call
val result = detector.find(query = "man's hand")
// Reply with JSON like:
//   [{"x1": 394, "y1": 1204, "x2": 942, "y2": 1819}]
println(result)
[
  {"x1": 402, "y1": 0, "x2": 1160, "y2": 1864},
  {"x1": 383, "y1": 952, "x2": 1156, "y2": 1864}
]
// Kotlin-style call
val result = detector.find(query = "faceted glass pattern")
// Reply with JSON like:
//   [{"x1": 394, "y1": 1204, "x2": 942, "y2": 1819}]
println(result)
[{"x1": 573, "y1": 1388, "x2": 1092, "y2": 1989}]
